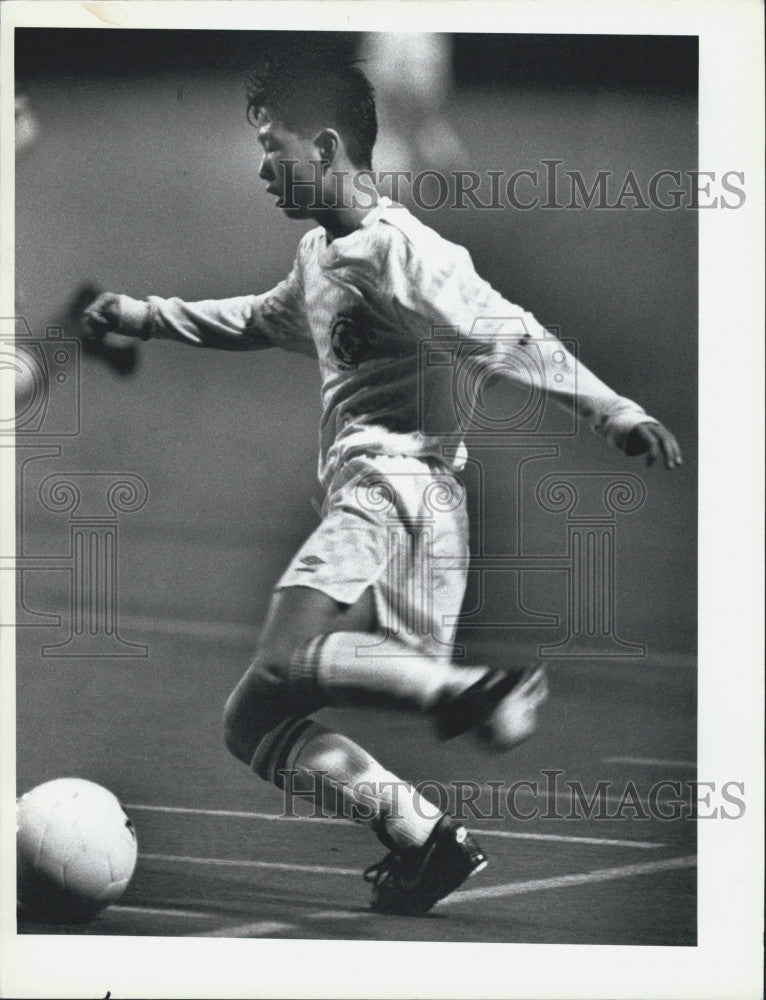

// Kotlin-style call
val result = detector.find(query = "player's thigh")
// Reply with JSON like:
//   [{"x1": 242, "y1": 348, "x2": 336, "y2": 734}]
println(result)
[{"x1": 258, "y1": 584, "x2": 378, "y2": 660}]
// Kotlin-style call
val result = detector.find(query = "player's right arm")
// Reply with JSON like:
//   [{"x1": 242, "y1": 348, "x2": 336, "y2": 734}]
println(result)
[{"x1": 82, "y1": 265, "x2": 314, "y2": 357}]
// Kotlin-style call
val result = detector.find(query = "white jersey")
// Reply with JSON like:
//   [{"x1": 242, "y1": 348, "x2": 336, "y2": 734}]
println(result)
[{"x1": 119, "y1": 197, "x2": 653, "y2": 486}]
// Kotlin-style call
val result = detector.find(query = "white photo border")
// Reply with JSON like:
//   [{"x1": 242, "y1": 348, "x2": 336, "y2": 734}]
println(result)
[{"x1": 1, "y1": 2, "x2": 763, "y2": 998}]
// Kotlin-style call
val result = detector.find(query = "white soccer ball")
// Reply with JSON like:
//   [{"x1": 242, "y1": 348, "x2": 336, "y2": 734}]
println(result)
[{"x1": 17, "y1": 778, "x2": 138, "y2": 922}]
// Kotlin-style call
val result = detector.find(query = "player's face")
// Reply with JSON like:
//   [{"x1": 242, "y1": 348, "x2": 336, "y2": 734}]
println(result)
[{"x1": 256, "y1": 111, "x2": 325, "y2": 218}]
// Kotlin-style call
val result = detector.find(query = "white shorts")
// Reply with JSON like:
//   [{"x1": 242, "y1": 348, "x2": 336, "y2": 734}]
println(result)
[{"x1": 276, "y1": 453, "x2": 469, "y2": 657}]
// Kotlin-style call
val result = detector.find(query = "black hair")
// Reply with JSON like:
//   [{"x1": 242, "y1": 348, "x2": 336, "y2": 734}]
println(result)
[{"x1": 246, "y1": 48, "x2": 378, "y2": 169}]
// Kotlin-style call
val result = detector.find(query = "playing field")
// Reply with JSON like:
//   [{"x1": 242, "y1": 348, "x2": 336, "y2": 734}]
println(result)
[{"x1": 17, "y1": 621, "x2": 696, "y2": 944}]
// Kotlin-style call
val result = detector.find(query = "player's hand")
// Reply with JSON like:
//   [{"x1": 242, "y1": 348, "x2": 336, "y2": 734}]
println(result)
[
  {"x1": 625, "y1": 422, "x2": 683, "y2": 469},
  {"x1": 81, "y1": 292, "x2": 121, "y2": 339}
]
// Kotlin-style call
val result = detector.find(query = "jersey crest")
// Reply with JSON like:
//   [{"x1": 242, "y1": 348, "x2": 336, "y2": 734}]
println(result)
[{"x1": 330, "y1": 307, "x2": 374, "y2": 369}]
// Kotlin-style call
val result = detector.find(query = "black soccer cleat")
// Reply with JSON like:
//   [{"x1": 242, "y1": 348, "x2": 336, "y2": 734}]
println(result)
[
  {"x1": 433, "y1": 663, "x2": 549, "y2": 750},
  {"x1": 364, "y1": 814, "x2": 488, "y2": 916}
]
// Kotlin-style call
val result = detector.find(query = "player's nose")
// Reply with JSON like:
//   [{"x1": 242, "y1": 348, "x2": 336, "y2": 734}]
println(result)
[{"x1": 258, "y1": 157, "x2": 274, "y2": 182}]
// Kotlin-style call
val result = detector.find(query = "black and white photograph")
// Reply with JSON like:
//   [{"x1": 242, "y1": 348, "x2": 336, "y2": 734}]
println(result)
[{"x1": 1, "y1": 1, "x2": 763, "y2": 998}]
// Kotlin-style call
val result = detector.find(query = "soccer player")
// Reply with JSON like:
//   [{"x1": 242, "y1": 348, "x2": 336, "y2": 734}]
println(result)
[{"x1": 82, "y1": 52, "x2": 682, "y2": 916}]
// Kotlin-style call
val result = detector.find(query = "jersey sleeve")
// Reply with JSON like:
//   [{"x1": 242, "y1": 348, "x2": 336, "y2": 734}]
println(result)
[
  {"x1": 384, "y1": 233, "x2": 656, "y2": 451},
  {"x1": 117, "y1": 262, "x2": 314, "y2": 356}
]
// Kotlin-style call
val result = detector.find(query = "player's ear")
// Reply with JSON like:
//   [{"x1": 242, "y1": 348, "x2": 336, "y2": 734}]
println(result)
[{"x1": 313, "y1": 128, "x2": 340, "y2": 169}]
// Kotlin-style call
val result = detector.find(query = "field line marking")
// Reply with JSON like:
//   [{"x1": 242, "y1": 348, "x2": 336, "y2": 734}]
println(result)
[
  {"x1": 110, "y1": 905, "x2": 208, "y2": 919},
  {"x1": 544, "y1": 789, "x2": 679, "y2": 809},
  {"x1": 129, "y1": 786, "x2": 684, "y2": 811},
  {"x1": 604, "y1": 756, "x2": 697, "y2": 769},
  {"x1": 101, "y1": 613, "x2": 256, "y2": 642},
  {"x1": 197, "y1": 920, "x2": 296, "y2": 938},
  {"x1": 478, "y1": 829, "x2": 664, "y2": 849},
  {"x1": 140, "y1": 851, "x2": 359, "y2": 876},
  {"x1": 126, "y1": 803, "x2": 337, "y2": 823},
  {"x1": 440, "y1": 854, "x2": 697, "y2": 906},
  {"x1": 126, "y1": 803, "x2": 665, "y2": 849}
]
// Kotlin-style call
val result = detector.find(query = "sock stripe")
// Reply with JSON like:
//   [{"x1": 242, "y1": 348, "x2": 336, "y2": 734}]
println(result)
[
  {"x1": 274, "y1": 718, "x2": 316, "y2": 788},
  {"x1": 250, "y1": 716, "x2": 305, "y2": 784},
  {"x1": 257, "y1": 717, "x2": 317, "y2": 789}
]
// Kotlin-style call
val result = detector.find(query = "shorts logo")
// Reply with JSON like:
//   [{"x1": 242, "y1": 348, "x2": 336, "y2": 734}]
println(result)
[
  {"x1": 297, "y1": 554, "x2": 325, "y2": 572},
  {"x1": 330, "y1": 308, "x2": 374, "y2": 369}
]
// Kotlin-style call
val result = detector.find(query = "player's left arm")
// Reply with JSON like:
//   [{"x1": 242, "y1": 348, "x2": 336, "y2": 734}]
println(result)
[
  {"x1": 519, "y1": 329, "x2": 684, "y2": 469},
  {"x1": 624, "y1": 421, "x2": 683, "y2": 469},
  {"x1": 389, "y1": 239, "x2": 682, "y2": 469},
  {"x1": 512, "y1": 329, "x2": 683, "y2": 470}
]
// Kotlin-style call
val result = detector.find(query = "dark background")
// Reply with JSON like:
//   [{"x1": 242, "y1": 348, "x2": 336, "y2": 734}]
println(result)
[
  {"x1": 16, "y1": 29, "x2": 696, "y2": 91},
  {"x1": 15, "y1": 29, "x2": 697, "y2": 654}
]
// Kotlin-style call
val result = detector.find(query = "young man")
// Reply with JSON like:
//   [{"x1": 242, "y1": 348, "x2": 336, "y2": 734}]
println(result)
[{"x1": 83, "y1": 54, "x2": 682, "y2": 916}]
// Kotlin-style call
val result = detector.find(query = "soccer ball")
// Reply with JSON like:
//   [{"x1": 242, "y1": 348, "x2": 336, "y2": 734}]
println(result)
[{"x1": 17, "y1": 778, "x2": 138, "y2": 922}]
